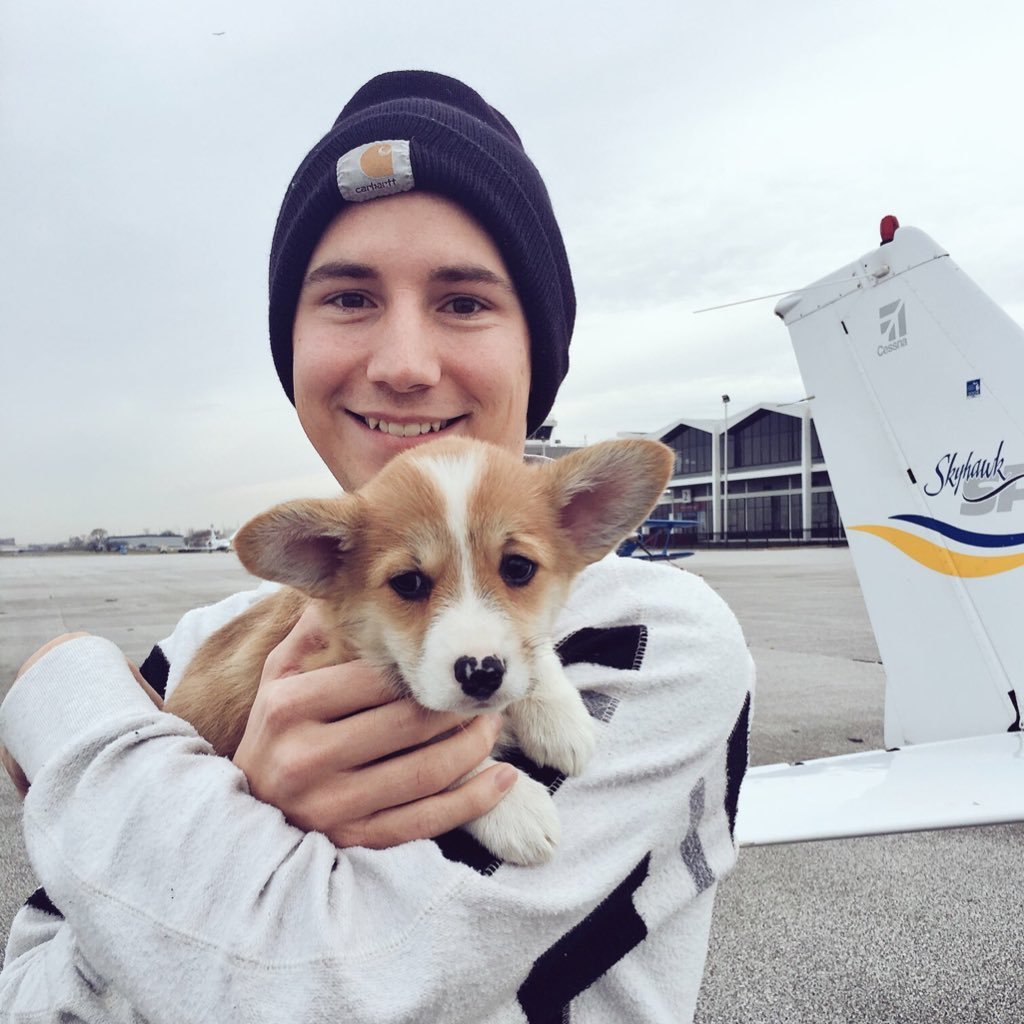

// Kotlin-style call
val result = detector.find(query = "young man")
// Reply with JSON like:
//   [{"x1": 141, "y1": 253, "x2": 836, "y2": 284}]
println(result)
[{"x1": 0, "y1": 72, "x2": 754, "y2": 1022}]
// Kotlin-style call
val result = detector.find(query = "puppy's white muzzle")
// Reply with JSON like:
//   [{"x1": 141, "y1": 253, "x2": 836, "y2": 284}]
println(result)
[{"x1": 411, "y1": 597, "x2": 531, "y2": 712}]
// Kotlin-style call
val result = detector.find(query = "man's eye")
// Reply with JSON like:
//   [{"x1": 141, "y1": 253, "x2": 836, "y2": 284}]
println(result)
[
  {"x1": 443, "y1": 296, "x2": 485, "y2": 316},
  {"x1": 331, "y1": 292, "x2": 371, "y2": 309}
]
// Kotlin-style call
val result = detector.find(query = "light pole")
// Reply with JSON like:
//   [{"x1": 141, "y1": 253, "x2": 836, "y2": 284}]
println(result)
[{"x1": 721, "y1": 394, "x2": 730, "y2": 540}]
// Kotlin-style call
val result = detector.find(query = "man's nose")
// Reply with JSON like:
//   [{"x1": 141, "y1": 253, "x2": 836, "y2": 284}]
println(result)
[{"x1": 365, "y1": 305, "x2": 442, "y2": 393}]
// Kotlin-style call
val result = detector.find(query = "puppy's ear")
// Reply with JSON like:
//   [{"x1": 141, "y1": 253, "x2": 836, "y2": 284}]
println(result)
[
  {"x1": 545, "y1": 440, "x2": 674, "y2": 565},
  {"x1": 232, "y1": 496, "x2": 363, "y2": 598}
]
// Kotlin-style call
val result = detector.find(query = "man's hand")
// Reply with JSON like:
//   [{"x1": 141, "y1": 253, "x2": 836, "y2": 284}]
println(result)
[
  {"x1": 232, "y1": 603, "x2": 517, "y2": 850},
  {"x1": 0, "y1": 745, "x2": 29, "y2": 799},
  {"x1": 2, "y1": 632, "x2": 163, "y2": 798}
]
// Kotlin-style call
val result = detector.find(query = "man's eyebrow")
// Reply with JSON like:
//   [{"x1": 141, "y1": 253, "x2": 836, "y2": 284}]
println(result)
[
  {"x1": 430, "y1": 265, "x2": 515, "y2": 292},
  {"x1": 302, "y1": 261, "x2": 376, "y2": 287},
  {"x1": 301, "y1": 260, "x2": 515, "y2": 292}
]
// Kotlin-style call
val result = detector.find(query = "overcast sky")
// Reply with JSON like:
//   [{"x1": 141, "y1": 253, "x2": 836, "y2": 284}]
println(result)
[{"x1": 4, "y1": 0, "x2": 1024, "y2": 544}]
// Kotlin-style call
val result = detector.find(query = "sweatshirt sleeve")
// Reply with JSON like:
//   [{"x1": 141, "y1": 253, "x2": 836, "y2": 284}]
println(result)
[
  {"x1": 1, "y1": 902, "x2": 151, "y2": 1023},
  {"x1": 0, "y1": 559, "x2": 753, "y2": 1024}
]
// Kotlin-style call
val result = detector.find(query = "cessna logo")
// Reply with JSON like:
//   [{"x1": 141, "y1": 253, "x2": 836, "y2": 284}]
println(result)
[{"x1": 877, "y1": 300, "x2": 907, "y2": 355}]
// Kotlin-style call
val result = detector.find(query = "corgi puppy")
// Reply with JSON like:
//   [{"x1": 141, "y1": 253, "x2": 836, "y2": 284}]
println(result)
[{"x1": 166, "y1": 437, "x2": 674, "y2": 865}]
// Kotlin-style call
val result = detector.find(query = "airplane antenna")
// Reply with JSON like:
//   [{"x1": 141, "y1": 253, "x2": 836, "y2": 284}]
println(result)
[
  {"x1": 696, "y1": 216, "x2": 900, "y2": 314},
  {"x1": 693, "y1": 275, "x2": 877, "y2": 315}
]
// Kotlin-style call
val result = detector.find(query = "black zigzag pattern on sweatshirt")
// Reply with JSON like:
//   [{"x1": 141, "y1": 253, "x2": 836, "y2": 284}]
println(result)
[
  {"x1": 555, "y1": 625, "x2": 646, "y2": 673},
  {"x1": 517, "y1": 854, "x2": 651, "y2": 1024},
  {"x1": 139, "y1": 644, "x2": 171, "y2": 699},
  {"x1": 432, "y1": 624, "x2": 646, "y2": 874},
  {"x1": 27, "y1": 886, "x2": 63, "y2": 919},
  {"x1": 725, "y1": 691, "x2": 751, "y2": 839}
]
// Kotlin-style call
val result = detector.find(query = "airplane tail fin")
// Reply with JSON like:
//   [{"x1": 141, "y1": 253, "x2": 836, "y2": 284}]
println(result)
[{"x1": 775, "y1": 220, "x2": 1023, "y2": 748}]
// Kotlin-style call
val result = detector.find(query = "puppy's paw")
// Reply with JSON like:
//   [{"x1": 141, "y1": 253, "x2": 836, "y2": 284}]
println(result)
[
  {"x1": 465, "y1": 771, "x2": 560, "y2": 866},
  {"x1": 522, "y1": 707, "x2": 596, "y2": 776},
  {"x1": 511, "y1": 693, "x2": 596, "y2": 777}
]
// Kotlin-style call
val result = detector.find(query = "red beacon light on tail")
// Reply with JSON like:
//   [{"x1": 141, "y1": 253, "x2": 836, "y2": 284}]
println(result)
[{"x1": 880, "y1": 214, "x2": 900, "y2": 244}]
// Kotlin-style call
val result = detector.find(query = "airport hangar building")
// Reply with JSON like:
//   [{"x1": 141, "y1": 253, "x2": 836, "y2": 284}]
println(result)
[
  {"x1": 528, "y1": 404, "x2": 844, "y2": 544},
  {"x1": 652, "y1": 403, "x2": 843, "y2": 543}
]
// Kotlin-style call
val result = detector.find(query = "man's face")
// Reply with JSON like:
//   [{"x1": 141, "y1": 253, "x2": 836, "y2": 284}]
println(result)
[{"x1": 292, "y1": 192, "x2": 532, "y2": 492}]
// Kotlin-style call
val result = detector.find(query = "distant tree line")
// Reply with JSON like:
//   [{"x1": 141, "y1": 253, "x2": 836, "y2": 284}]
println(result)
[{"x1": 63, "y1": 528, "x2": 194, "y2": 551}]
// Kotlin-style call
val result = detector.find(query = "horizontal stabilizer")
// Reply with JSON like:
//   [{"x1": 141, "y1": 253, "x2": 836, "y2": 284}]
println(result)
[{"x1": 736, "y1": 732, "x2": 1024, "y2": 845}]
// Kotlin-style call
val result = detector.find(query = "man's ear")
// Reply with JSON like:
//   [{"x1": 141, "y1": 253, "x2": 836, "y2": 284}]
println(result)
[
  {"x1": 545, "y1": 439, "x2": 674, "y2": 566},
  {"x1": 232, "y1": 496, "x2": 363, "y2": 598}
]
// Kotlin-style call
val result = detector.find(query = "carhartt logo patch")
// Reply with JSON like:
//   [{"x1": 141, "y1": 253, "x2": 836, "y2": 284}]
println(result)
[
  {"x1": 359, "y1": 143, "x2": 394, "y2": 177},
  {"x1": 337, "y1": 140, "x2": 414, "y2": 202}
]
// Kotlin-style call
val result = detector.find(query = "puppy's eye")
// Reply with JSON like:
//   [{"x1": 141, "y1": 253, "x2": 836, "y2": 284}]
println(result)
[
  {"x1": 389, "y1": 571, "x2": 432, "y2": 601},
  {"x1": 500, "y1": 554, "x2": 536, "y2": 587}
]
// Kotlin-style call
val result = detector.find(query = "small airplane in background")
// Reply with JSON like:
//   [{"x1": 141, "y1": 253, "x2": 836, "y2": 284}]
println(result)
[
  {"x1": 736, "y1": 216, "x2": 1024, "y2": 845},
  {"x1": 617, "y1": 518, "x2": 698, "y2": 560},
  {"x1": 206, "y1": 526, "x2": 232, "y2": 552}
]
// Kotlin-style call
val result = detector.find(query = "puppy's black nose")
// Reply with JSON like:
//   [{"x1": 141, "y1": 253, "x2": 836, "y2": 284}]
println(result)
[{"x1": 454, "y1": 655, "x2": 505, "y2": 699}]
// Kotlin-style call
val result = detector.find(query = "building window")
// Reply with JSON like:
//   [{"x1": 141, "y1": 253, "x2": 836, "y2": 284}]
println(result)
[
  {"x1": 667, "y1": 426, "x2": 712, "y2": 476},
  {"x1": 728, "y1": 410, "x2": 801, "y2": 470},
  {"x1": 739, "y1": 494, "x2": 793, "y2": 534},
  {"x1": 812, "y1": 490, "x2": 843, "y2": 537}
]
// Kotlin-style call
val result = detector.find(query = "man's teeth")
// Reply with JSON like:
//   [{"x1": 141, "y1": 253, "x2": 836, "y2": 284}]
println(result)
[{"x1": 364, "y1": 417, "x2": 447, "y2": 437}]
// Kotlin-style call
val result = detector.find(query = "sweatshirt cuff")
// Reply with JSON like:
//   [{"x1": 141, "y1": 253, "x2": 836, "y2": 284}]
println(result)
[{"x1": 0, "y1": 635, "x2": 160, "y2": 782}]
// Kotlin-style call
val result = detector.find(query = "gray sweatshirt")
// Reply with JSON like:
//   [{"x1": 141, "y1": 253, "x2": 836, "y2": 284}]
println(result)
[{"x1": 0, "y1": 554, "x2": 753, "y2": 1023}]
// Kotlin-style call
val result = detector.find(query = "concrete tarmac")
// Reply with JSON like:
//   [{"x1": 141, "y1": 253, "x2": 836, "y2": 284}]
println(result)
[{"x1": 0, "y1": 549, "x2": 1020, "y2": 1021}]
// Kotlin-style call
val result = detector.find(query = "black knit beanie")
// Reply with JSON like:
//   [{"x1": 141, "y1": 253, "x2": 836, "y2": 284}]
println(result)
[{"x1": 268, "y1": 70, "x2": 575, "y2": 438}]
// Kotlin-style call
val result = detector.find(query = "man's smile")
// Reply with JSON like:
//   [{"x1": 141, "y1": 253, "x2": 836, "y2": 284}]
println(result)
[{"x1": 350, "y1": 412, "x2": 467, "y2": 437}]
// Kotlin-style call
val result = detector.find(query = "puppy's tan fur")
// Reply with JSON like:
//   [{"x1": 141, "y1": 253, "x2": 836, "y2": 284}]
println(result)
[{"x1": 166, "y1": 436, "x2": 673, "y2": 863}]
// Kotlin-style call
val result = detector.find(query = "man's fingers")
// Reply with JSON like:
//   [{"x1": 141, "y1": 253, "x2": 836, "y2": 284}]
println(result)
[
  {"x1": 240, "y1": 606, "x2": 513, "y2": 851},
  {"x1": 320, "y1": 712, "x2": 504, "y2": 822},
  {"x1": 252, "y1": 664, "x2": 487, "y2": 771},
  {"x1": 257, "y1": 661, "x2": 399, "y2": 727},
  {"x1": 336, "y1": 762, "x2": 519, "y2": 850},
  {"x1": 313, "y1": 700, "x2": 489, "y2": 772}
]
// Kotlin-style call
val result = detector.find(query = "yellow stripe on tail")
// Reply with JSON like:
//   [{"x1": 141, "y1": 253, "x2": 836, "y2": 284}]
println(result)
[{"x1": 849, "y1": 524, "x2": 1024, "y2": 578}]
